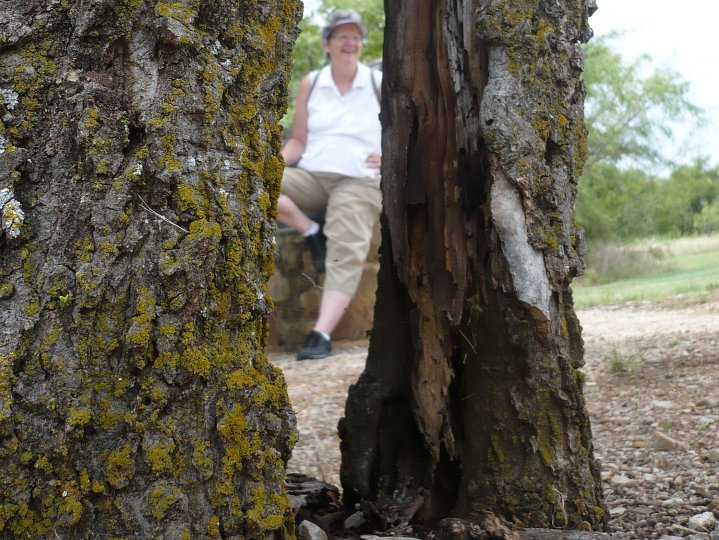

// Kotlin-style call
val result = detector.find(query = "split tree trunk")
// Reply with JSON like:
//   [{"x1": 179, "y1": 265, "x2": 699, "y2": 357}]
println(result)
[
  {"x1": 0, "y1": 0, "x2": 301, "y2": 537},
  {"x1": 340, "y1": 0, "x2": 606, "y2": 532}
]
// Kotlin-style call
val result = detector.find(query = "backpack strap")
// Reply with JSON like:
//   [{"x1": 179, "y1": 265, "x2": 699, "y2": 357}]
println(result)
[
  {"x1": 307, "y1": 69, "x2": 322, "y2": 103},
  {"x1": 370, "y1": 69, "x2": 380, "y2": 104}
]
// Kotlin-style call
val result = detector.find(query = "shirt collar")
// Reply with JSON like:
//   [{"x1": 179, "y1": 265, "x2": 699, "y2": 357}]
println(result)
[{"x1": 317, "y1": 63, "x2": 369, "y2": 90}]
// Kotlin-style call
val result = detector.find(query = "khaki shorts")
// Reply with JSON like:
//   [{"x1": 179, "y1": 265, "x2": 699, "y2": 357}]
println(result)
[{"x1": 281, "y1": 168, "x2": 382, "y2": 295}]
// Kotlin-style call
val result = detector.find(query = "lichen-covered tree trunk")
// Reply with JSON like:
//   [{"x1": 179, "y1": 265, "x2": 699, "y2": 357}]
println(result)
[
  {"x1": 340, "y1": 0, "x2": 607, "y2": 532},
  {"x1": 0, "y1": 0, "x2": 301, "y2": 537}
]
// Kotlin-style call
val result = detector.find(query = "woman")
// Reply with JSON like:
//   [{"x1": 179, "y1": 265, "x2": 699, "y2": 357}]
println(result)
[{"x1": 278, "y1": 9, "x2": 382, "y2": 360}]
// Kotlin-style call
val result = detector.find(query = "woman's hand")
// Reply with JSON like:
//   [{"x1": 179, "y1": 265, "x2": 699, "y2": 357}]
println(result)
[{"x1": 365, "y1": 153, "x2": 382, "y2": 176}]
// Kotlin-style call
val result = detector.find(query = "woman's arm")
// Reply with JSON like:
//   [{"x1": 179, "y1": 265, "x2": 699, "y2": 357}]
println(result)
[{"x1": 281, "y1": 74, "x2": 312, "y2": 166}]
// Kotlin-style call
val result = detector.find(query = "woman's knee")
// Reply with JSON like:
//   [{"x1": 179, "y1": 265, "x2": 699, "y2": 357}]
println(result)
[{"x1": 277, "y1": 193, "x2": 290, "y2": 209}]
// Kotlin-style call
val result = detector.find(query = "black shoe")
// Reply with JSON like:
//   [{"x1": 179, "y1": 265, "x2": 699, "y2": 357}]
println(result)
[
  {"x1": 304, "y1": 229, "x2": 326, "y2": 272},
  {"x1": 297, "y1": 331, "x2": 331, "y2": 360}
]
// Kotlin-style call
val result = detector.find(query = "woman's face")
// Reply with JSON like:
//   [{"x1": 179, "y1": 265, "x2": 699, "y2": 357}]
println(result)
[{"x1": 324, "y1": 24, "x2": 363, "y2": 63}]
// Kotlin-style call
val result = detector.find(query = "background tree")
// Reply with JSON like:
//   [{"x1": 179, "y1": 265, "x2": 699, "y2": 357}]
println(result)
[
  {"x1": 656, "y1": 162, "x2": 719, "y2": 236},
  {"x1": 578, "y1": 157, "x2": 719, "y2": 241},
  {"x1": 0, "y1": 0, "x2": 301, "y2": 537},
  {"x1": 340, "y1": 0, "x2": 607, "y2": 534},
  {"x1": 582, "y1": 34, "x2": 702, "y2": 174},
  {"x1": 578, "y1": 35, "x2": 711, "y2": 241}
]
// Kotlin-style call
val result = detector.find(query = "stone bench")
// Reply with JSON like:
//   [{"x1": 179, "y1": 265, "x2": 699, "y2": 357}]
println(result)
[{"x1": 266, "y1": 224, "x2": 380, "y2": 352}]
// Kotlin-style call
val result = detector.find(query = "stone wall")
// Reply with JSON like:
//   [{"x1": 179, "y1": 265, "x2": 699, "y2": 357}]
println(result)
[{"x1": 267, "y1": 226, "x2": 380, "y2": 351}]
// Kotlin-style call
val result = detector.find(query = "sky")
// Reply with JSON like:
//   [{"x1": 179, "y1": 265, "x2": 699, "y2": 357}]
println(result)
[{"x1": 589, "y1": 0, "x2": 719, "y2": 168}]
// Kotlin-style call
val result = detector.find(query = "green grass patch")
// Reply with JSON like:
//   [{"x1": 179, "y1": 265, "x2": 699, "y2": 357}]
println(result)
[
  {"x1": 573, "y1": 234, "x2": 719, "y2": 307},
  {"x1": 605, "y1": 347, "x2": 642, "y2": 373}
]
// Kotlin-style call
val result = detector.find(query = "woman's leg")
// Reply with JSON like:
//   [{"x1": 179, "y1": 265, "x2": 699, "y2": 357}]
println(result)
[
  {"x1": 277, "y1": 194, "x2": 313, "y2": 234},
  {"x1": 321, "y1": 175, "x2": 382, "y2": 300},
  {"x1": 287, "y1": 172, "x2": 380, "y2": 359},
  {"x1": 313, "y1": 289, "x2": 353, "y2": 336}
]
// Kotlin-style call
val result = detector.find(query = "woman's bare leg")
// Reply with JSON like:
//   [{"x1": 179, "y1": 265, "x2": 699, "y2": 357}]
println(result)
[
  {"x1": 314, "y1": 289, "x2": 352, "y2": 336},
  {"x1": 277, "y1": 193, "x2": 313, "y2": 234}
]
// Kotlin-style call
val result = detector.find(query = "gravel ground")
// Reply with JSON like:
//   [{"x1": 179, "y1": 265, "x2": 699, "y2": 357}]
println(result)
[{"x1": 272, "y1": 295, "x2": 719, "y2": 538}]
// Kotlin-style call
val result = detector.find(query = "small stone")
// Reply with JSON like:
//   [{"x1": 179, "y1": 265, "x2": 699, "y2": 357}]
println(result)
[
  {"x1": 658, "y1": 536, "x2": 683, "y2": 540},
  {"x1": 297, "y1": 520, "x2": 328, "y2": 540},
  {"x1": 609, "y1": 506, "x2": 627, "y2": 516},
  {"x1": 687, "y1": 511, "x2": 716, "y2": 531},
  {"x1": 651, "y1": 430, "x2": 689, "y2": 451},
  {"x1": 661, "y1": 497, "x2": 684, "y2": 507},
  {"x1": 671, "y1": 475, "x2": 684, "y2": 486},
  {"x1": 652, "y1": 400, "x2": 675, "y2": 409},
  {"x1": 343, "y1": 511, "x2": 367, "y2": 529},
  {"x1": 696, "y1": 397, "x2": 719, "y2": 408},
  {"x1": 610, "y1": 474, "x2": 637, "y2": 487}
]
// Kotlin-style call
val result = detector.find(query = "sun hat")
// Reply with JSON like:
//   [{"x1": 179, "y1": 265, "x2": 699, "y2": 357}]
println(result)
[{"x1": 321, "y1": 9, "x2": 368, "y2": 40}]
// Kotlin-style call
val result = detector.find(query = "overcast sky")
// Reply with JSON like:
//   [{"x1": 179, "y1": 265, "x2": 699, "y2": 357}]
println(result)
[{"x1": 589, "y1": 0, "x2": 719, "y2": 167}]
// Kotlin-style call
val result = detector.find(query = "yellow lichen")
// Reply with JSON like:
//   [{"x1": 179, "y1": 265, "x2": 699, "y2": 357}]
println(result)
[
  {"x1": 104, "y1": 444, "x2": 135, "y2": 488},
  {"x1": 34, "y1": 456, "x2": 52, "y2": 473},
  {"x1": 179, "y1": 346, "x2": 211, "y2": 376},
  {"x1": 207, "y1": 515, "x2": 221, "y2": 538},
  {"x1": 124, "y1": 286, "x2": 157, "y2": 348},
  {"x1": 155, "y1": 1, "x2": 196, "y2": 25},
  {"x1": 146, "y1": 441, "x2": 176, "y2": 475},
  {"x1": 192, "y1": 439, "x2": 213, "y2": 478},
  {"x1": 24, "y1": 297, "x2": 40, "y2": 316},
  {"x1": 82, "y1": 107, "x2": 101, "y2": 129},
  {"x1": 0, "y1": 281, "x2": 14, "y2": 299},
  {"x1": 67, "y1": 407, "x2": 92, "y2": 427},
  {"x1": 146, "y1": 486, "x2": 181, "y2": 520}
]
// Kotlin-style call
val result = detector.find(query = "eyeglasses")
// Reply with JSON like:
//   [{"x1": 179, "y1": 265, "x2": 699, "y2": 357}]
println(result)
[{"x1": 330, "y1": 35, "x2": 362, "y2": 43}]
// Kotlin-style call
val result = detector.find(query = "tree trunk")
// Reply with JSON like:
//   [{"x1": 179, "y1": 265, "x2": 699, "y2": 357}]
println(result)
[
  {"x1": 0, "y1": 0, "x2": 300, "y2": 537},
  {"x1": 340, "y1": 0, "x2": 606, "y2": 532}
]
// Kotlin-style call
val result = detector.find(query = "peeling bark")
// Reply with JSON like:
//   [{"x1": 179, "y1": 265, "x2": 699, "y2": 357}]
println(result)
[
  {"x1": 490, "y1": 160, "x2": 550, "y2": 318},
  {"x1": 340, "y1": 0, "x2": 604, "y2": 532}
]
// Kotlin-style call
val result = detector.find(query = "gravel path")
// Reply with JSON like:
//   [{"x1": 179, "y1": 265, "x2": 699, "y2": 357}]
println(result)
[
  {"x1": 580, "y1": 298, "x2": 719, "y2": 539},
  {"x1": 272, "y1": 296, "x2": 719, "y2": 538}
]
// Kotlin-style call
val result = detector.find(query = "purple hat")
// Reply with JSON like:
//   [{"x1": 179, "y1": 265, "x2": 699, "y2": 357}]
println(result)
[{"x1": 322, "y1": 9, "x2": 368, "y2": 40}]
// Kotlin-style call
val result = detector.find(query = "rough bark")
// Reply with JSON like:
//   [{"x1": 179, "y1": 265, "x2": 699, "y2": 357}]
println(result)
[
  {"x1": 0, "y1": 0, "x2": 301, "y2": 537},
  {"x1": 340, "y1": 0, "x2": 605, "y2": 532}
]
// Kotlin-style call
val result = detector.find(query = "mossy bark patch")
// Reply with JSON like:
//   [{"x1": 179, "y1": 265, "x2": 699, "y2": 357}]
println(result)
[{"x1": 0, "y1": 0, "x2": 302, "y2": 537}]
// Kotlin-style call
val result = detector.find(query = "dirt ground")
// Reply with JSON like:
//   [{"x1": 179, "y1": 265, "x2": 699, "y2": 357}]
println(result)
[{"x1": 270, "y1": 294, "x2": 719, "y2": 538}]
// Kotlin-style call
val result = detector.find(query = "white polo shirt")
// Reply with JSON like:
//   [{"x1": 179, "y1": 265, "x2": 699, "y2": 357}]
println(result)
[{"x1": 296, "y1": 63, "x2": 382, "y2": 179}]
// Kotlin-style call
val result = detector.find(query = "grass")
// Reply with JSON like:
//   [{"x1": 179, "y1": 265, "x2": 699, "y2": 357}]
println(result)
[
  {"x1": 572, "y1": 234, "x2": 719, "y2": 308},
  {"x1": 605, "y1": 347, "x2": 642, "y2": 373}
]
